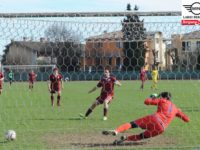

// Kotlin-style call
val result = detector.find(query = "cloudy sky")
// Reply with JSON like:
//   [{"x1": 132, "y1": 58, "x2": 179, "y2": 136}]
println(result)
[{"x1": 0, "y1": 0, "x2": 181, "y2": 12}]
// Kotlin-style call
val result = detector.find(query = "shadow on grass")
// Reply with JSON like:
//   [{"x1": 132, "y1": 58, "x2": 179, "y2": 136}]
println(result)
[
  {"x1": 68, "y1": 117, "x2": 82, "y2": 120},
  {"x1": 31, "y1": 118, "x2": 68, "y2": 121},
  {"x1": 71, "y1": 141, "x2": 146, "y2": 148},
  {"x1": 180, "y1": 106, "x2": 200, "y2": 112},
  {"x1": 31, "y1": 117, "x2": 85, "y2": 121},
  {"x1": 0, "y1": 141, "x2": 8, "y2": 144}
]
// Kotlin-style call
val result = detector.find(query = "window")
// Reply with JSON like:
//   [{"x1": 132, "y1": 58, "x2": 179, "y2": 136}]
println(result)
[
  {"x1": 155, "y1": 38, "x2": 159, "y2": 44},
  {"x1": 196, "y1": 41, "x2": 200, "y2": 49},
  {"x1": 116, "y1": 57, "x2": 121, "y2": 66},
  {"x1": 182, "y1": 41, "x2": 191, "y2": 51},
  {"x1": 95, "y1": 57, "x2": 101, "y2": 65},
  {"x1": 155, "y1": 51, "x2": 159, "y2": 63},
  {"x1": 108, "y1": 57, "x2": 112, "y2": 65},
  {"x1": 116, "y1": 42, "x2": 123, "y2": 48},
  {"x1": 94, "y1": 42, "x2": 102, "y2": 49}
]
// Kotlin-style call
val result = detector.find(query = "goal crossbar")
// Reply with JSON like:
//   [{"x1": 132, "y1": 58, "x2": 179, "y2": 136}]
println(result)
[{"x1": 0, "y1": 11, "x2": 181, "y2": 18}]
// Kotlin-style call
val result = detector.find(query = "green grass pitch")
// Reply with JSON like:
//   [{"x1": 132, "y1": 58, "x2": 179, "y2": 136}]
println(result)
[{"x1": 0, "y1": 80, "x2": 199, "y2": 149}]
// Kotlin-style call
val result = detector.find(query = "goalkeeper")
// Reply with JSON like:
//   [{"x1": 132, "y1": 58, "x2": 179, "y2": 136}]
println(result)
[
  {"x1": 102, "y1": 92, "x2": 190, "y2": 144},
  {"x1": 8, "y1": 70, "x2": 14, "y2": 86}
]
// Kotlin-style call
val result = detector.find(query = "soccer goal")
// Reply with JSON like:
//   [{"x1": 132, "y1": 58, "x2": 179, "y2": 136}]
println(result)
[{"x1": 0, "y1": 11, "x2": 199, "y2": 150}]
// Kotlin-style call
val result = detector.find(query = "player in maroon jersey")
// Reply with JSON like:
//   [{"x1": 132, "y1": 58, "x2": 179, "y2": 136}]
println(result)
[
  {"x1": 79, "y1": 69, "x2": 121, "y2": 121},
  {"x1": 29, "y1": 70, "x2": 37, "y2": 91},
  {"x1": 48, "y1": 68, "x2": 63, "y2": 107},
  {"x1": 0, "y1": 71, "x2": 4, "y2": 95},
  {"x1": 140, "y1": 66, "x2": 147, "y2": 90}
]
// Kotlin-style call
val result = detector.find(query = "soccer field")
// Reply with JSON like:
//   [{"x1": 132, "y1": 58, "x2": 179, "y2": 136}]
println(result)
[{"x1": 0, "y1": 80, "x2": 199, "y2": 149}]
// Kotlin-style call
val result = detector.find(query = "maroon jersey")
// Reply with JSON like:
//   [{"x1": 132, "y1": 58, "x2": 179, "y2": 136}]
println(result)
[
  {"x1": 29, "y1": 72, "x2": 37, "y2": 81},
  {"x1": 49, "y1": 74, "x2": 62, "y2": 91},
  {"x1": 0, "y1": 72, "x2": 3, "y2": 89},
  {"x1": 140, "y1": 69, "x2": 146, "y2": 81},
  {"x1": 97, "y1": 76, "x2": 116, "y2": 97}
]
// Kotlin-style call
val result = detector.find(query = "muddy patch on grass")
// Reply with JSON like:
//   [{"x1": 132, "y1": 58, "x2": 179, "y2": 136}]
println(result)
[{"x1": 42, "y1": 132, "x2": 180, "y2": 149}]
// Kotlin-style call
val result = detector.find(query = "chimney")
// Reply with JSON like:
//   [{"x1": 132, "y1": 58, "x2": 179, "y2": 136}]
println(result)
[
  {"x1": 23, "y1": 37, "x2": 28, "y2": 41},
  {"x1": 47, "y1": 38, "x2": 50, "y2": 42},
  {"x1": 40, "y1": 37, "x2": 45, "y2": 43}
]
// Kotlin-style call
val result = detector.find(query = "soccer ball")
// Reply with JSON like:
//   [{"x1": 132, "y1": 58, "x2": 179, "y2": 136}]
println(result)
[
  {"x1": 5, "y1": 130, "x2": 16, "y2": 141},
  {"x1": 150, "y1": 93, "x2": 158, "y2": 98}
]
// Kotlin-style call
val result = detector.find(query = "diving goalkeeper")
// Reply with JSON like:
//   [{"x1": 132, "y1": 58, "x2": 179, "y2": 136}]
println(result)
[{"x1": 102, "y1": 92, "x2": 190, "y2": 144}]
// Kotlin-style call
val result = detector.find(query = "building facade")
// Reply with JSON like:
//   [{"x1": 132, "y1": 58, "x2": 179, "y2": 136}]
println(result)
[
  {"x1": 171, "y1": 30, "x2": 200, "y2": 70},
  {"x1": 80, "y1": 31, "x2": 124, "y2": 71},
  {"x1": 81, "y1": 31, "x2": 167, "y2": 71},
  {"x1": 144, "y1": 32, "x2": 167, "y2": 70}
]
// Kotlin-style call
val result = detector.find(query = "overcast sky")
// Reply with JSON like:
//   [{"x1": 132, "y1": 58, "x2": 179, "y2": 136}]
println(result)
[
  {"x1": 0, "y1": 0, "x2": 181, "y2": 12},
  {"x1": 0, "y1": 0, "x2": 183, "y2": 55}
]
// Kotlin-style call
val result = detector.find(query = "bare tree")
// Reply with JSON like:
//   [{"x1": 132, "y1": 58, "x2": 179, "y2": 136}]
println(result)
[
  {"x1": 44, "y1": 24, "x2": 80, "y2": 42},
  {"x1": 152, "y1": 49, "x2": 159, "y2": 66},
  {"x1": 44, "y1": 25, "x2": 82, "y2": 72},
  {"x1": 166, "y1": 48, "x2": 179, "y2": 70}
]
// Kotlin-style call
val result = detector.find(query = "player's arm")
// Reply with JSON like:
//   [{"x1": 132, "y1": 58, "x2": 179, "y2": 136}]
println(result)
[
  {"x1": 0, "y1": 76, "x2": 4, "y2": 81},
  {"x1": 61, "y1": 79, "x2": 64, "y2": 89},
  {"x1": 88, "y1": 86, "x2": 98, "y2": 94},
  {"x1": 176, "y1": 108, "x2": 190, "y2": 122},
  {"x1": 47, "y1": 80, "x2": 51, "y2": 92},
  {"x1": 115, "y1": 80, "x2": 122, "y2": 86},
  {"x1": 144, "y1": 98, "x2": 160, "y2": 105},
  {"x1": 145, "y1": 72, "x2": 148, "y2": 80},
  {"x1": 88, "y1": 81, "x2": 102, "y2": 93}
]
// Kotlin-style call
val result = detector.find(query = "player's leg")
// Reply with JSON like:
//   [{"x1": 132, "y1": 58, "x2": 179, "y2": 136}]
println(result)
[
  {"x1": 126, "y1": 122, "x2": 164, "y2": 141},
  {"x1": 151, "y1": 79, "x2": 155, "y2": 89},
  {"x1": 57, "y1": 91, "x2": 61, "y2": 106},
  {"x1": 9, "y1": 79, "x2": 12, "y2": 86},
  {"x1": 81, "y1": 100, "x2": 100, "y2": 118},
  {"x1": 103, "y1": 115, "x2": 152, "y2": 136},
  {"x1": 116, "y1": 115, "x2": 164, "y2": 143},
  {"x1": 0, "y1": 84, "x2": 2, "y2": 94},
  {"x1": 105, "y1": 121, "x2": 139, "y2": 144},
  {"x1": 141, "y1": 80, "x2": 145, "y2": 90},
  {"x1": 50, "y1": 92, "x2": 54, "y2": 107},
  {"x1": 140, "y1": 81, "x2": 142, "y2": 89},
  {"x1": 102, "y1": 121, "x2": 138, "y2": 135},
  {"x1": 31, "y1": 81, "x2": 34, "y2": 89},
  {"x1": 28, "y1": 81, "x2": 31, "y2": 89},
  {"x1": 154, "y1": 80, "x2": 158, "y2": 90},
  {"x1": 29, "y1": 81, "x2": 33, "y2": 90},
  {"x1": 103, "y1": 96, "x2": 112, "y2": 120}
]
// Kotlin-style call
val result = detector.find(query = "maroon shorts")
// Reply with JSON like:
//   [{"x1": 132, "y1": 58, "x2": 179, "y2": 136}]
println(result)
[
  {"x1": 140, "y1": 77, "x2": 146, "y2": 82},
  {"x1": 135, "y1": 115, "x2": 164, "y2": 133},
  {"x1": 29, "y1": 80, "x2": 34, "y2": 84},
  {"x1": 50, "y1": 86, "x2": 61, "y2": 93},
  {"x1": 0, "y1": 83, "x2": 2, "y2": 89},
  {"x1": 96, "y1": 94, "x2": 113, "y2": 104}
]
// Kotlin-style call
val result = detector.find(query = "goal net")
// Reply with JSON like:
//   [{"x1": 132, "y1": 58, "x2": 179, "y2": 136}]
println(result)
[
  {"x1": 1, "y1": 65, "x2": 56, "y2": 81},
  {"x1": 0, "y1": 11, "x2": 199, "y2": 149}
]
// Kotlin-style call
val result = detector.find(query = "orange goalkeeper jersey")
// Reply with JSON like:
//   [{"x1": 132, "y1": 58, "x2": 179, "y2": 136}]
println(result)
[{"x1": 144, "y1": 98, "x2": 190, "y2": 129}]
